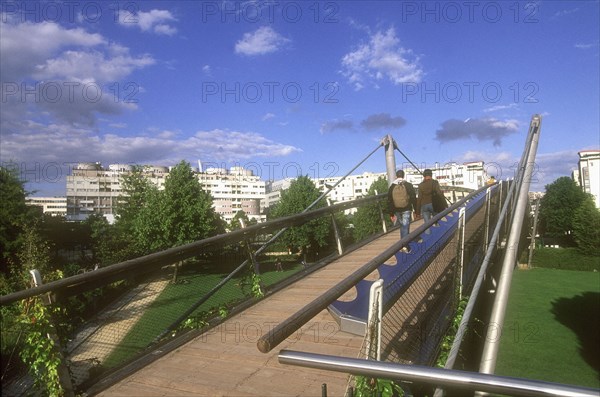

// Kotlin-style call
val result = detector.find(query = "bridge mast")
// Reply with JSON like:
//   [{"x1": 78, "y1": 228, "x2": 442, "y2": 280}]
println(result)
[{"x1": 383, "y1": 134, "x2": 397, "y2": 186}]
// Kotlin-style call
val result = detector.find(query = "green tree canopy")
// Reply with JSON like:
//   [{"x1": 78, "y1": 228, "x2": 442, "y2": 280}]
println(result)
[
  {"x1": 0, "y1": 166, "x2": 39, "y2": 275},
  {"x1": 351, "y1": 177, "x2": 391, "y2": 241},
  {"x1": 539, "y1": 176, "x2": 588, "y2": 245},
  {"x1": 159, "y1": 161, "x2": 223, "y2": 248},
  {"x1": 117, "y1": 161, "x2": 224, "y2": 254},
  {"x1": 269, "y1": 175, "x2": 330, "y2": 259},
  {"x1": 572, "y1": 196, "x2": 600, "y2": 256},
  {"x1": 229, "y1": 210, "x2": 257, "y2": 231}
]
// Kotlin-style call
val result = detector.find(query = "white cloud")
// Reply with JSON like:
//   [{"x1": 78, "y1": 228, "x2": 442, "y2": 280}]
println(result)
[
  {"x1": 117, "y1": 9, "x2": 178, "y2": 35},
  {"x1": 0, "y1": 20, "x2": 106, "y2": 81},
  {"x1": 341, "y1": 28, "x2": 423, "y2": 90},
  {"x1": 483, "y1": 103, "x2": 518, "y2": 113},
  {"x1": 0, "y1": 20, "x2": 154, "y2": 128},
  {"x1": 1, "y1": 124, "x2": 301, "y2": 168},
  {"x1": 262, "y1": 112, "x2": 275, "y2": 121},
  {"x1": 235, "y1": 26, "x2": 290, "y2": 56},
  {"x1": 32, "y1": 48, "x2": 155, "y2": 82},
  {"x1": 575, "y1": 42, "x2": 597, "y2": 50}
]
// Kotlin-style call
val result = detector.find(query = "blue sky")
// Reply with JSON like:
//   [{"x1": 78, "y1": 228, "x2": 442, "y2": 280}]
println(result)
[{"x1": 1, "y1": 0, "x2": 598, "y2": 196}]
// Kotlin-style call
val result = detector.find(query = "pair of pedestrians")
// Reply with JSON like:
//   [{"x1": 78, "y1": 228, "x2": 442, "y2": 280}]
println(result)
[{"x1": 387, "y1": 169, "x2": 446, "y2": 249}]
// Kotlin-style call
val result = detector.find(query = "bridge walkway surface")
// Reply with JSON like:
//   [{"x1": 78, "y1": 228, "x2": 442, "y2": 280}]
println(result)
[{"x1": 97, "y1": 222, "x2": 425, "y2": 397}]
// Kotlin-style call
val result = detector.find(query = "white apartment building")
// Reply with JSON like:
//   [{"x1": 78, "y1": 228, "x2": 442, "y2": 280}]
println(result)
[
  {"x1": 65, "y1": 160, "x2": 489, "y2": 223},
  {"x1": 262, "y1": 178, "x2": 294, "y2": 214},
  {"x1": 310, "y1": 162, "x2": 489, "y2": 209},
  {"x1": 198, "y1": 166, "x2": 266, "y2": 223},
  {"x1": 26, "y1": 196, "x2": 67, "y2": 217},
  {"x1": 315, "y1": 172, "x2": 388, "y2": 203},
  {"x1": 577, "y1": 150, "x2": 600, "y2": 208},
  {"x1": 66, "y1": 163, "x2": 265, "y2": 223}
]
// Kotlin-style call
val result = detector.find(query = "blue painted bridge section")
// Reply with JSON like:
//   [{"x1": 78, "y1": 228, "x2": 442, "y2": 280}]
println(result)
[{"x1": 328, "y1": 187, "x2": 493, "y2": 335}]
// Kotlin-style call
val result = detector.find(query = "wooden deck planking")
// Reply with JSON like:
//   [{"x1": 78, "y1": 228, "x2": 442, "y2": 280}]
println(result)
[{"x1": 98, "y1": 228, "x2": 423, "y2": 396}]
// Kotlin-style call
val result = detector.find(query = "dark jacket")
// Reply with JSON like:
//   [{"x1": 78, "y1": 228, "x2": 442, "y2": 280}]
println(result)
[
  {"x1": 416, "y1": 178, "x2": 444, "y2": 215},
  {"x1": 387, "y1": 178, "x2": 417, "y2": 215}
]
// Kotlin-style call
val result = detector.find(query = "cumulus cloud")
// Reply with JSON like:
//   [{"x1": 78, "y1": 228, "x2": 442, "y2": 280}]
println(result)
[
  {"x1": 1, "y1": 124, "x2": 301, "y2": 170},
  {"x1": 0, "y1": 20, "x2": 106, "y2": 81},
  {"x1": 435, "y1": 118, "x2": 519, "y2": 147},
  {"x1": 320, "y1": 119, "x2": 354, "y2": 133},
  {"x1": 341, "y1": 27, "x2": 423, "y2": 90},
  {"x1": 360, "y1": 113, "x2": 406, "y2": 131},
  {"x1": 235, "y1": 26, "x2": 290, "y2": 56},
  {"x1": 455, "y1": 149, "x2": 579, "y2": 192},
  {"x1": 117, "y1": 9, "x2": 178, "y2": 35},
  {"x1": 0, "y1": 19, "x2": 154, "y2": 128}
]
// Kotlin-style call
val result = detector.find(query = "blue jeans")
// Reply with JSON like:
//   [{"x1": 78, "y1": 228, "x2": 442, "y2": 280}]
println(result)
[
  {"x1": 421, "y1": 203, "x2": 434, "y2": 223},
  {"x1": 394, "y1": 210, "x2": 411, "y2": 239}
]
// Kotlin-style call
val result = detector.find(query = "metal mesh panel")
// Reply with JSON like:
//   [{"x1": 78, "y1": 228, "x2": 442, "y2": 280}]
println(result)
[{"x1": 371, "y1": 201, "x2": 490, "y2": 367}]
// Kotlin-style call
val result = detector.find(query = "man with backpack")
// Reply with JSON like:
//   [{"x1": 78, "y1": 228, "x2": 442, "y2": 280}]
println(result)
[{"x1": 388, "y1": 169, "x2": 417, "y2": 248}]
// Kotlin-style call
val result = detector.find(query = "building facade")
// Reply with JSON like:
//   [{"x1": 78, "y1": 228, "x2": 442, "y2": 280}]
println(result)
[
  {"x1": 197, "y1": 166, "x2": 266, "y2": 223},
  {"x1": 310, "y1": 162, "x2": 489, "y2": 209},
  {"x1": 66, "y1": 163, "x2": 265, "y2": 223},
  {"x1": 26, "y1": 196, "x2": 67, "y2": 217},
  {"x1": 577, "y1": 150, "x2": 600, "y2": 208},
  {"x1": 62, "y1": 160, "x2": 490, "y2": 223}
]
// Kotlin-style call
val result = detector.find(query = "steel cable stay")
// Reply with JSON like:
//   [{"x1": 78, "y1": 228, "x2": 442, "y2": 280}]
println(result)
[
  {"x1": 391, "y1": 139, "x2": 453, "y2": 205},
  {"x1": 154, "y1": 140, "x2": 386, "y2": 340}
]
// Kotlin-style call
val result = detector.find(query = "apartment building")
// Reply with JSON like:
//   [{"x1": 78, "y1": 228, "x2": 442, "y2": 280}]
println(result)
[
  {"x1": 66, "y1": 163, "x2": 265, "y2": 223},
  {"x1": 198, "y1": 166, "x2": 266, "y2": 223},
  {"x1": 64, "y1": 160, "x2": 490, "y2": 223},
  {"x1": 577, "y1": 150, "x2": 600, "y2": 208},
  {"x1": 311, "y1": 162, "x2": 489, "y2": 208},
  {"x1": 26, "y1": 196, "x2": 67, "y2": 217}
]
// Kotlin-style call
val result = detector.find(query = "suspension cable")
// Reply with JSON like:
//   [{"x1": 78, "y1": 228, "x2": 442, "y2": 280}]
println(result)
[
  {"x1": 158, "y1": 141, "x2": 385, "y2": 338},
  {"x1": 394, "y1": 146, "x2": 424, "y2": 176}
]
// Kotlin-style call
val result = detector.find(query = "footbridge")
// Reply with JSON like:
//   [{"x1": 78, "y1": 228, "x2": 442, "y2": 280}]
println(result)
[{"x1": 2, "y1": 115, "x2": 597, "y2": 396}]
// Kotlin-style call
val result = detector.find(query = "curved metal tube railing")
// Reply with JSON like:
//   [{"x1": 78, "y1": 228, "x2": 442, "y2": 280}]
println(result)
[
  {"x1": 0, "y1": 194, "x2": 385, "y2": 307},
  {"x1": 256, "y1": 183, "x2": 494, "y2": 353}
]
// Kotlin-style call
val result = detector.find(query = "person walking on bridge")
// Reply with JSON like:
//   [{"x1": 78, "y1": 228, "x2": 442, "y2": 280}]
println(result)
[
  {"x1": 388, "y1": 169, "x2": 417, "y2": 245},
  {"x1": 416, "y1": 169, "x2": 445, "y2": 222}
]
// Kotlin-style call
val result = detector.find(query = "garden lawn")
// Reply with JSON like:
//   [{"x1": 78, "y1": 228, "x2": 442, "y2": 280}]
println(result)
[
  {"x1": 104, "y1": 264, "x2": 302, "y2": 368},
  {"x1": 495, "y1": 268, "x2": 600, "y2": 389}
]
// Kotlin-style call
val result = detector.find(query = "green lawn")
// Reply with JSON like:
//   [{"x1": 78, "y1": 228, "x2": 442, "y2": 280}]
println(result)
[
  {"x1": 103, "y1": 262, "x2": 303, "y2": 368},
  {"x1": 495, "y1": 268, "x2": 600, "y2": 389}
]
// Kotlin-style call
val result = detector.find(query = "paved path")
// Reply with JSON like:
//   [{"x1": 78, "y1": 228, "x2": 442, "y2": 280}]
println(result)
[{"x1": 67, "y1": 278, "x2": 171, "y2": 385}]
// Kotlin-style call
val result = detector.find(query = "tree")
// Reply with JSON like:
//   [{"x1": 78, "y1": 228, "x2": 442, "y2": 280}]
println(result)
[
  {"x1": 0, "y1": 166, "x2": 38, "y2": 275},
  {"x1": 269, "y1": 176, "x2": 330, "y2": 261},
  {"x1": 229, "y1": 210, "x2": 256, "y2": 231},
  {"x1": 538, "y1": 176, "x2": 587, "y2": 246},
  {"x1": 572, "y1": 196, "x2": 600, "y2": 256},
  {"x1": 160, "y1": 161, "x2": 223, "y2": 248},
  {"x1": 351, "y1": 177, "x2": 391, "y2": 241}
]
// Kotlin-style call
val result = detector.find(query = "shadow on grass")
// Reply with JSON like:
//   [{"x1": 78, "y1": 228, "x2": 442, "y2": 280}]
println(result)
[{"x1": 551, "y1": 292, "x2": 600, "y2": 379}]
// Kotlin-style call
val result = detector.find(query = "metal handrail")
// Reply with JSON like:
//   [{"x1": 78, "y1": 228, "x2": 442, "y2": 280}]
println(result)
[
  {"x1": 278, "y1": 350, "x2": 599, "y2": 397},
  {"x1": 0, "y1": 194, "x2": 386, "y2": 306},
  {"x1": 256, "y1": 184, "x2": 493, "y2": 353},
  {"x1": 480, "y1": 115, "x2": 542, "y2": 375},
  {"x1": 441, "y1": 180, "x2": 516, "y2": 372}
]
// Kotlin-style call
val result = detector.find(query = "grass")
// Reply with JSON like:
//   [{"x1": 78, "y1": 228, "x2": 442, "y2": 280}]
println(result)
[
  {"x1": 103, "y1": 261, "x2": 303, "y2": 368},
  {"x1": 495, "y1": 267, "x2": 600, "y2": 389}
]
